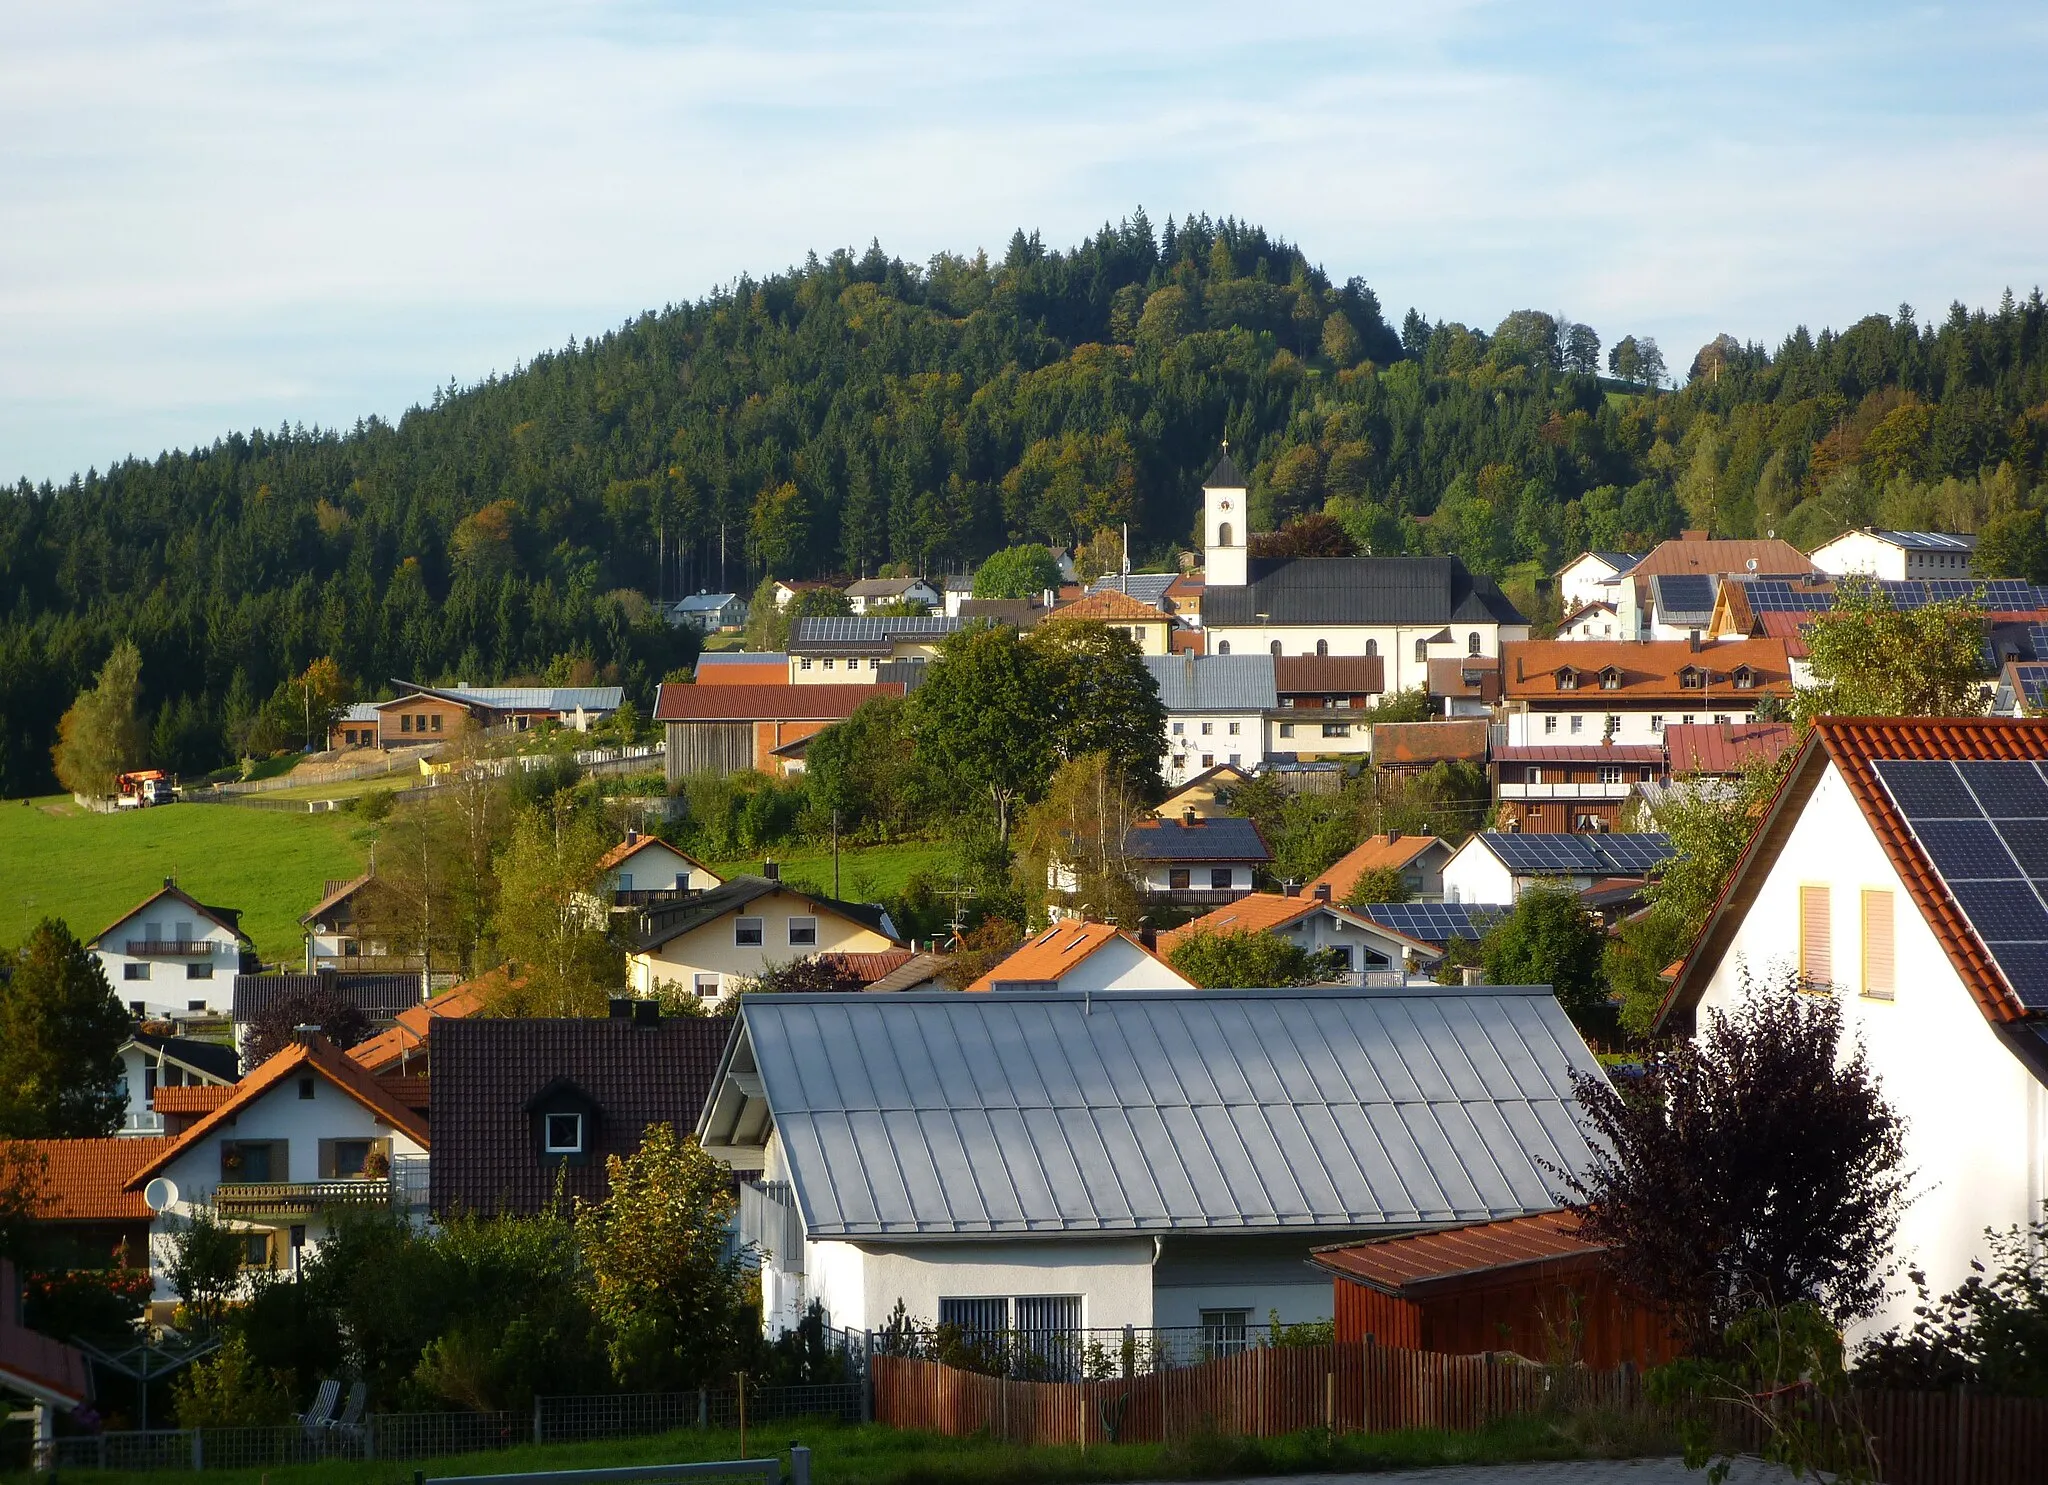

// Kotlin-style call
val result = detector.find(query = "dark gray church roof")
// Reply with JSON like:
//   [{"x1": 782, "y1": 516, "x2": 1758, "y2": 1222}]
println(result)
[{"x1": 1203, "y1": 556, "x2": 1528, "y2": 629}]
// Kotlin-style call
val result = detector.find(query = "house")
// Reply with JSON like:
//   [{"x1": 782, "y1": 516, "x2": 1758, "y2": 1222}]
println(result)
[
  {"x1": 125, "y1": 1034, "x2": 430, "y2": 1289},
  {"x1": 3, "y1": 1136, "x2": 167, "y2": 1268},
  {"x1": 625, "y1": 870, "x2": 902, "y2": 1002},
  {"x1": 1124, "y1": 812, "x2": 1271, "y2": 904},
  {"x1": 1554, "y1": 599, "x2": 1624, "y2": 641},
  {"x1": 1501, "y1": 637, "x2": 1793, "y2": 747},
  {"x1": 772, "y1": 579, "x2": 839, "y2": 610},
  {"x1": 788, "y1": 615, "x2": 965, "y2": 682},
  {"x1": 429, "y1": 1003, "x2": 736, "y2": 1216},
  {"x1": 1085, "y1": 572, "x2": 1178, "y2": 611},
  {"x1": 1994, "y1": 660, "x2": 2048, "y2": 717},
  {"x1": 695, "y1": 652, "x2": 790, "y2": 686},
  {"x1": 1, "y1": 1256, "x2": 94, "y2": 1457},
  {"x1": 595, "y1": 831, "x2": 720, "y2": 901},
  {"x1": 1427, "y1": 654, "x2": 1502, "y2": 716},
  {"x1": 671, "y1": 592, "x2": 750, "y2": 631},
  {"x1": 1199, "y1": 453, "x2": 1528, "y2": 686},
  {"x1": 90, "y1": 881, "x2": 250, "y2": 1019},
  {"x1": 1355, "y1": 901, "x2": 1506, "y2": 948},
  {"x1": 1056, "y1": 587, "x2": 1177, "y2": 654},
  {"x1": 1809, "y1": 529, "x2": 1977, "y2": 581},
  {"x1": 300, "y1": 873, "x2": 414, "y2": 974},
  {"x1": 654, "y1": 681, "x2": 902, "y2": 782},
  {"x1": 1145, "y1": 654, "x2": 1274, "y2": 784},
  {"x1": 1270, "y1": 655, "x2": 1382, "y2": 760},
  {"x1": 1492, "y1": 744, "x2": 1667, "y2": 834},
  {"x1": 1308, "y1": 832, "x2": 1456, "y2": 903},
  {"x1": 1617, "y1": 534, "x2": 1815, "y2": 640},
  {"x1": 343, "y1": 682, "x2": 626, "y2": 747},
  {"x1": 115, "y1": 1032, "x2": 239, "y2": 1137},
  {"x1": 347, "y1": 968, "x2": 503, "y2": 1076},
  {"x1": 697, "y1": 985, "x2": 1605, "y2": 1338},
  {"x1": 1164, "y1": 572, "x2": 1205, "y2": 625},
  {"x1": 1556, "y1": 551, "x2": 1644, "y2": 614},
  {"x1": 966, "y1": 921, "x2": 1193, "y2": 993},
  {"x1": 231, "y1": 971, "x2": 424, "y2": 1057},
  {"x1": 1158, "y1": 889, "x2": 1441, "y2": 981},
  {"x1": 329, "y1": 701, "x2": 383, "y2": 751},
  {"x1": 937, "y1": 574, "x2": 976, "y2": 617},
  {"x1": 1441, "y1": 831, "x2": 1674, "y2": 905},
  {"x1": 1157, "y1": 763, "x2": 1254, "y2": 820},
  {"x1": 845, "y1": 576, "x2": 941, "y2": 614},
  {"x1": 1656, "y1": 717, "x2": 2048, "y2": 1339},
  {"x1": 1312, "y1": 1210, "x2": 1680, "y2": 1368},
  {"x1": 1663, "y1": 722, "x2": 1798, "y2": 779},
  {"x1": 1370, "y1": 719, "x2": 1492, "y2": 778}
]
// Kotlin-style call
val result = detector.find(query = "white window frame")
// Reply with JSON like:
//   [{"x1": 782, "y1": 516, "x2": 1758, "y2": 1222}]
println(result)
[
  {"x1": 544, "y1": 1112, "x2": 585, "y2": 1154},
  {"x1": 788, "y1": 916, "x2": 818, "y2": 947},
  {"x1": 735, "y1": 916, "x2": 765, "y2": 947}
]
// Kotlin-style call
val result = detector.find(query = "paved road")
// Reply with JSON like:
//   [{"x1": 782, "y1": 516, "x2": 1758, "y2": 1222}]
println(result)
[{"x1": 1153, "y1": 1462, "x2": 1793, "y2": 1485}]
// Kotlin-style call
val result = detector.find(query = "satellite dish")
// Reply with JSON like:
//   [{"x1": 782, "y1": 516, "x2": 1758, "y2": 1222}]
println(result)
[
  {"x1": 143, "y1": 1177, "x2": 179, "y2": 1213},
  {"x1": 1746, "y1": 558, "x2": 1759, "y2": 572}
]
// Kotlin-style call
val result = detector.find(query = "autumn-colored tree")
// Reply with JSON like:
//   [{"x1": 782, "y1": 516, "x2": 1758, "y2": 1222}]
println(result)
[
  {"x1": 451, "y1": 499, "x2": 520, "y2": 579},
  {"x1": 938, "y1": 917, "x2": 1023, "y2": 989},
  {"x1": 747, "y1": 480, "x2": 810, "y2": 575},
  {"x1": 577, "y1": 1124, "x2": 751, "y2": 1390},
  {"x1": 1321, "y1": 312, "x2": 1360, "y2": 368},
  {"x1": 1798, "y1": 576, "x2": 1988, "y2": 721},
  {"x1": 52, "y1": 640, "x2": 146, "y2": 797},
  {"x1": 489, "y1": 798, "x2": 621, "y2": 1016},
  {"x1": 1012, "y1": 753, "x2": 1145, "y2": 924},
  {"x1": 1074, "y1": 528, "x2": 1124, "y2": 584}
]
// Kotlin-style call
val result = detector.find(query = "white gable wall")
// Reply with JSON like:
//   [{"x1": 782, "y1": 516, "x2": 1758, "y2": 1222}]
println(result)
[
  {"x1": 1693, "y1": 761, "x2": 2048, "y2": 1340},
  {"x1": 608, "y1": 841, "x2": 717, "y2": 893},
  {"x1": 94, "y1": 903, "x2": 241, "y2": 1017},
  {"x1": 1441, "y1": 843, "x2": 1516, "y2": 905},
  {"x1": 1059, "y1": 939, "x2": 1191, "y2": 992}
]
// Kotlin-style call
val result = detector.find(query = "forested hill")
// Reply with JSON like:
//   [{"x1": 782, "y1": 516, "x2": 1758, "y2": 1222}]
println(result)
[{"x1": 3, "y1": 210, "x2": 2048, "y2": 796}]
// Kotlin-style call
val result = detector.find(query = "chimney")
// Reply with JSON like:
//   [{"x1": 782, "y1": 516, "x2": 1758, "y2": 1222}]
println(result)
[
  {"x1": 1461, "y1": 966, "x2": 1486, "y2": 986},
  {"x1": 763, "y1": 859, "x2": 780, "y2": 882},
  {"x1": 1681, "y1": 529, "x2": 1707, "y2": 541},
  {"x1": 632, "y1": 999, "x2": 661, "y2": 1028},
  {"x1": 608, "y1": 997, "x2": 633, "y2": 1020},
  {"x1": 1283, "y1": 880, "x2": 1301, "y2": 898},
  {"x1": 1138, "y1": 923, "x2": 1157, "y2": 950},
  {"x1": 1386, "y1": 829, "x2": 1401, "y2": 843},
  {"x1": 1181, "y1": 806, "x2": 1198, "y2": 827},
  {"x1": 1313, "y1": 883, "x2": 1332, "y2": 902},
  {"x1": 626, "y1": 828, "x2": 639, "y2": 845},
  {"x1": 163, "y1": 875, "x2": 176, "y2": 890},
  {"x1": 1689, "y1": 630, "x2": 1701, "y2": 653}
]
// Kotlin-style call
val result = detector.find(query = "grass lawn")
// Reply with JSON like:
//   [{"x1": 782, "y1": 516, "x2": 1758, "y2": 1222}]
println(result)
[
  {"x1": 2, "y1": 1412, "x2": 1670, "y2": 1485},
  {"x1": 706, "y1": 840, "x2": 951, "y2": 903},
  {"x1": 256, "y1": 773, "x2": 417, "y2": 802},
  {"x1": 0, "y1": 797, "x2": 370, "y2": 964}
]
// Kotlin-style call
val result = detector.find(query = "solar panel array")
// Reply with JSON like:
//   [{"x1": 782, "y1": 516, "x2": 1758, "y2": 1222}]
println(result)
[
  {"x1": 794, "y1": 616, "x2": 965, "y2": 642},
  {"x1": 2016, "y1": 664, "x2": 2048, "y2": 712},
  {"x1": 1653, "y1": 574, "x2": 1717, "y2": 618},
  {"x1": 1360, "y1": 903, "x2": 1506, "y2": 942},
  {"x1": 1739, "y1": 579, "x2": 2048, "y2": 614},
  {"x1": 1480, "y1": 832, "x2": 1676, "y2": 876},
  {"x1": 1873, "y1": 760, "x2": 2048, "y2": 1010}
]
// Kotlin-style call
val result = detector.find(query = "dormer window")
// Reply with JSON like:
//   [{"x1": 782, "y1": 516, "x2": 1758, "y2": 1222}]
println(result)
[
  {"x1": 1732, "y1": 666, "x2": 1755, "y2": 689},
  {"x1": 1556, "y1": 668, "x2": 1580, "y2": 691},
  {"x1": 527, "y1": 1078, "x2": 599, "y2": 1165},
  {"x1": 1680, "y1": 667, "x2": 1705, "y2": 689},
  {"x1": 544, "y1": 1113, "x2": 585, "y2": 1154},
  {"x1": 1599, "y1": 667, "x2": 1621, "y2": 690}
]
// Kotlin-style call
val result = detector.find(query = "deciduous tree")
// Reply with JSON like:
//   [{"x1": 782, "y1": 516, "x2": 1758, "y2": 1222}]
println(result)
[
  {"x1": 1167, "y1": 928, "x2": 1346, "y2": 988},
  {"x1": 1798, "y1": 576, "x2": 1987, "y2": 720},
  {"x1": 972, "y1": 544, "x2": 1063, "y2": 600},
  {"x1": 907, "y1": 623, "x2": 1053, "y2": 843},
  {"x1": 51, "y1": 640, "x2": 145, "y2": 797},
  {"x1": 1012, "y1": 753, "x2": 1145, "y2": 924},
  {"x1": 489, "y1": 799, "x2": 621, "y2": 1016},
  {"x1": 1480, "y1": 884, "x2": 1608, "y2": 1022}
]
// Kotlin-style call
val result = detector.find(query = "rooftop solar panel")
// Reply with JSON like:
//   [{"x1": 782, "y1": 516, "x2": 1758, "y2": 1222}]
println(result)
[
  {"x1": 1359, "y1": 903, "x2": 1506, "y2": 942},
  {"x1": 1594, "y1": 834, "x2": 1678, "y2": 872},
  {"x1": 1957, "y1": 762, "x2": 2048, "y2": 818}
]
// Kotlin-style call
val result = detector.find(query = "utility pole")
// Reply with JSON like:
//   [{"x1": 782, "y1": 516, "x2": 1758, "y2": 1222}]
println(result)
[{"x1": 832, "y1": 809, "x2": 841, "y2": 899}]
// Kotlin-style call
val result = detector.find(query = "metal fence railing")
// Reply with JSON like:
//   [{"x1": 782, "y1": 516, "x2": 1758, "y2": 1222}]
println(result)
[
  {"x1": 534, "y1": 1385, "x2": 863, "y2": 1445},
  {"x1": 872, "y1": 1322, "x2": 1337, "y2": 1381}
]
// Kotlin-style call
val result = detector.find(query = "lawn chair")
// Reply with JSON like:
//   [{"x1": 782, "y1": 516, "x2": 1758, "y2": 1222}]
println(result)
[
  {"x1": 327, "y1": 1380, "x2": 367, "y2": 1442},
  {"x1": 295, "y1": 1378, "x2": 341, "y2": 1438}
]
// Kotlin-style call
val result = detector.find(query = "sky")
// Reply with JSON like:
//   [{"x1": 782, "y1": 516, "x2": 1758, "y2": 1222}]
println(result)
[{"x1": 4, "y1": 0, "x2": 2046, "y2": 486}]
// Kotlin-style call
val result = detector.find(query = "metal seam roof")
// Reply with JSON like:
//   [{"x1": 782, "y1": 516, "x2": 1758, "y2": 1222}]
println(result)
[{"x1": 711, "y1": 989, "x2": 1600, "y2": 1238}]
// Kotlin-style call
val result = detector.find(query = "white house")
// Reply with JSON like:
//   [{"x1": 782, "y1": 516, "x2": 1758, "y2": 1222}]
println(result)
[
  {"x1": 966, "y1": 921, "x2": 1193, "y2": 993},
  {"x1": 1159, "y1": 888, "x2": 1441, "y2": 980},
  {"x1": 1196, "y1": 452, "x2": 1529, "y2": 690},
  {"x1": 595, "y1": 832, "x2": 721, "y2": 896},
  {"x1": 1123, "y1": 813, "x2": 1270, "y2": 904},
  {"x1": 1440, "y1": 830, "x2": 1675, "y2": 905},
  {"x1": 626, "y1": 872, "x2": 902, "y2": 1002},
  {"x1": 699, "y1": 985, "x2": 1604, "y2": 1341},
  {"x1": 125, "y1": 1034, "x2": 430, "y2": 1293},
  {"x1": 1808, "y1": 529, "x2": 1977, "y2": 581},
  {"x1": 1556, "y1": 551, "x2": 1644, "y2": 614},
  {"x1": 1146, "y1": 654, "x2": 1273, "y2": 784},
  {"x1": 845, "y1": 576, "x2": 941, "y2": 614},
  {"x1": 90, "y1": 882, "x2": 248, "y2": 1019},
  {"x1": 1556, "y1": 600, "x2": 1624, "y2": 641},
  {"x1": 1501, "y1": 638, "x2": 1794, "y2": 747},
  {"x1": 114, "y1": 1032, "x2": 239, "y2": 1137},
  {"x1": 671, "y1": 592, "x2": 749, "y2": 631},
  {"x1": 1658, "y1": 717, "x2": 2048, "y2": 1341}
]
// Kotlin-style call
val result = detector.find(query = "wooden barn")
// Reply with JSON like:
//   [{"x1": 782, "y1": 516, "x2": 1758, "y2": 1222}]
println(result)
[{"x1": 1311, "y1": 1211, "x2": 1682, "y2": 1368}]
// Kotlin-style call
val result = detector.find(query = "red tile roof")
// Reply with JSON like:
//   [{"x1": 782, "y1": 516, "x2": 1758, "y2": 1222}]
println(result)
[
  {"x1": 695, "y1": 661, "x2": 788, "y2": 686},
  {"x1": 1311, "y1": 1210, "x2": 1600, "y2": 1295},
  {"x1": 1630, "y1": 537, "x2": 1815, "y2": 580},
  {"x1": 1274, "y1": 655, "x2": 1384, "y2": 695},
  {"x1": 651, "y1": 682, "x2": 900, "y2": 722},
  {"x1": 348, "y1": 970, "x2": 500, "y2": 1073},
  {"x1": 966, "y1": 922, "x2": 1184, "y2": 992},
  {"x1": 151, "y1": 1085, "x2": 234, "y2": 1115},
  {"x1": 128, "y1": 1037, "x2": 430, "y2": 1188},
  {"x1": 1504, "y1": 638, "x2": 1793, "y2": 701},
  {"x1": 594, "y1": 834, "x2": 708, "y2": 875},
  {"x1": 1372, "y1": 719, "x2": 1491, "y2": 765},
  {"x1": 1054, "y1": 588, "x2": 1170, "y2": 623},
  {"x1": 1659, "y1": 718, "x2": 2048, "y2": 1032},
  {"x1": 820, "y1": 950, "x2": 917, "y2": 985},
  {"x1": 4, "y1": 1138, "x2": 167, "y2": 1221},
  {"x1": 1663, "y1": 723, "x2": 1797, "y2": 776},
  {"x1": 1306, "y1": 835, "x2": 1446, "y2": 900}
]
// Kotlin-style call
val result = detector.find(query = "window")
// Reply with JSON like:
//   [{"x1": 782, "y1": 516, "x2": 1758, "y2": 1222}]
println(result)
[
  {"x1": 125, "y1": 963, "x2": 150, "y2": 980},
  {"x1": 241, "y1": 1232, "x2": 273, "y2": 1269},
  {"x1": 1732, "y1": 667, "x2": 1755, "y2": 689},
  {"x1": 1217, "y1": 521, "x2": 1233, "y2": 547},
  {"x1": 298, "y1": 1077, "x2": 315, "y2": 1100},
  {"x1": 939, "y1": 1296, "x2": 1012, "y2": 1341},
  {"x1": 1217, "y1": 640, "x2": 1230, "y2": 655},
  {"x1": 800, "y1": 657, "x2": 813, "y2": 670},
  {"x1": 1227, "y1": 752, "x2": 1241, "y2": 766},
  {"x1": 1270, "y1": 640, "x2": 1282, "y2": 656},
  {"x1": 186, "y1": 1000, "x2": 205, "y2": 1012},
  {"x1": 1279, "y1": 723, "x2": 1294, "y2": 738},
  {"x1": 1210, "y1": 868, "x2": 1232, "y2": 890},
  {"x1": 1171, "y1": 721, "x2": 1183, "y2": 735},
  {"x1": 1543, "y1": 715, "x2": 1558, "y2": 735},
  {"x1": 1366, "y1": 639, "x2": 1379, "y2": 657},
  {"x1": 222, "y1": 1142, "x2": 284, "y2": 1182},
  {"x1": 1599, "y1": 669, "x2": 1620, "y2": 690},
  {"x1": 430, "y1": 713, "x2": 442, "y2": 732},
  {"x1": 1201, "y1": 722, "x2": 1213, "y2": 735},
  {"x1": 1680, "y1": 668, "x2": 1704, "y2": 689},
  {"x1": 823, "y1": 658, "x2": 835, "y2": 670},
  {"x1": 1605, "y1": 715, "x2": 1621, "y2": 737},
  {"x1": 1227, "y1": 722, "x2": 1240, "y2": 736},
  {"x1": 1799, "y1": 885, "x2": 1832, "y2": 985},
  {"x1": 617, "y1": 872, "x2": 634, "y2": 891},
  {"x1": 1201, "y1": 753, "x2": 1214, "y2": 767},
  {"x1": 544, "y1": 1113, "x2": 585, "y2": 1153},
  {"x1": 788, "y1": 916, "x2": 818, "y2": 947},
  {"x1": 1570, "y1": 715, "x2": 1584, "y2": 734},
  {"x1": 176, "y1": 919, "x2": 193, "y2": 943},
  {"x1": 1862, "y1": 889, "x2": 1895, "y2": 1000},
  {"x1": 1713, "y1": 713, "x2": 1732, "y2": 725},
  {"x1": 1322, "y1": 722, "x2": 1351, "y2": 737},
  {"x1": 695, "y1": 974, "x2": 720, "y2": 998},
  {"x1": 735, "y1": 917, "x2": 764, "y2": 947},
  {"x1": 1414, "y1": 638, "x2": 1428, "y2": 662},
  {"x1": 1169, "y1": 867, "x2": 1191, "y2": 890},
  {"x1": 1599, "y1": 765, "x2": 1624, "y2": 784},
  {"x1": 1317, "y1": 639, "x2": 1329, "y2": 657},
  {"x1": 1202, "y1": 1308, "x2": 1253, "y2": 1359},
  {"x1": 1682, "y1": 714, "x2": 1696, "y2": 726},
  {"x1": 1650, "y1": 714, "x2": 1664, "y2": 733},
  {"x1": 1468, "y1": 632, "x2": 1482, "y2": 655},
  {"x1": 186, "y1": 962, "x2": 213, "y2": 980},
  {"x1": 1556, "y1": 669, "x2": 1579, "y2": 691},
  {"x1": 870, "y1": 658, "x2": 881, "y2": 669},
  {"x1": 401, "y1": 713, "x2": 413, "y2": 734},
  {"x1": 321, "y1": 1139, "x2": 376, "y2": 1178}
]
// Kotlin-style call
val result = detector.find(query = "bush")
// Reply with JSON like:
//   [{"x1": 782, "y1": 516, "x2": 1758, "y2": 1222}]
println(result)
[
  {"x1": 173, "y1": 1334, "x2": 294, "y2": 1428},
  {"x1": 1168, "y1": 929, "x2": 1347, "y2": 988}
]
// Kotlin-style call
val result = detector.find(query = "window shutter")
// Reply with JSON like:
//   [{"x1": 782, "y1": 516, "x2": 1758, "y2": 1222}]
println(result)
[
  {"x1": 1799, "y1": 886, "x2": 1832, "y2": 985},
  {"x1": 1862, "y1": 889, "x2": 1895, "y2": 999}
]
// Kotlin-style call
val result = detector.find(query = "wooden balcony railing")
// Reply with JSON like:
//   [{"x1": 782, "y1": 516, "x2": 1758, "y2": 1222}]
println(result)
[
  {"x1": 125, "y1": 939, "x2": 216, "y2": 957},
  {"x1": 213, "y1": 1179, "x2": 395, "y2": 1215}
]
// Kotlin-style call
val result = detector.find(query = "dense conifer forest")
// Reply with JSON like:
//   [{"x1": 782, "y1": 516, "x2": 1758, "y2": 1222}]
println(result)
[{"x1": 3, "y1": 209, "x2": 2046, "y2": 795}]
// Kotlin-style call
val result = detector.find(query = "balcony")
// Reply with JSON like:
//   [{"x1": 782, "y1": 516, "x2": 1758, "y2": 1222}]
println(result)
[
  {"x1": 124, "y1": 939, "x2": 217, "y2": 957},
  {"x1": 1144, "y1": 886, "x2": 1253, "y2": 908},
  {"x1": 1497, "y1": 781, "x2": 1638, "y2": 801},
  {"x1": 739, "y1": 1180, "x2": 804, "y2": 1273},
  {"x1": 121, "y1": 1111, "x2": 166, "y2": 1135},
  {"x1": 214, "y1": 1161, "x2": 428, "y2": 1216}
]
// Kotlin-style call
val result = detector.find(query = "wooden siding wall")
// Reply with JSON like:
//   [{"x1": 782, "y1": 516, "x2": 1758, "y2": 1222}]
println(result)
[
  {"x1": 665, "y1": 722, "x2": 754, "y2": 782},
  {"x1": 1333, "y1": 1269, "x2": 1680, "y2": 1369}
]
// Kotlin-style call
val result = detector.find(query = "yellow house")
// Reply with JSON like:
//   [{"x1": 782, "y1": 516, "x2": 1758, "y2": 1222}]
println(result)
[
  {"x1": 626, "y1": 873, "x2": 902, "y2": 1003},
  {"x1": 1052, "y1": 588, "x2": 1175, "y2": 654}
]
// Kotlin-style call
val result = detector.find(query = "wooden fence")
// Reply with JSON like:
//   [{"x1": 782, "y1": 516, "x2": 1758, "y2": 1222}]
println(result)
[{"x1": 874, "y1": 1345, "x2": 2048, "y2": 1484}]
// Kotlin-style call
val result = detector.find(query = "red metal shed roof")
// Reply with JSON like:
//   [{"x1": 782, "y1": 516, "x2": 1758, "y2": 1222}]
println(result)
[{"x1": 1311, "y1": 1210, "x2": 1601, "y2": 1295}]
